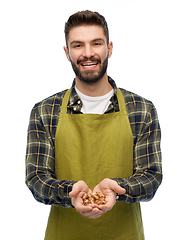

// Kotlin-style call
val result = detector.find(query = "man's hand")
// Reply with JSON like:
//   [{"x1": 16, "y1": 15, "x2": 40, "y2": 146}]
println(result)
[
  {"x1": 69, "y1": 180, "x2": 103, "y2": 219},
  {"x1": 93, "y1": 178, "x2": 126, "y2": 213}
]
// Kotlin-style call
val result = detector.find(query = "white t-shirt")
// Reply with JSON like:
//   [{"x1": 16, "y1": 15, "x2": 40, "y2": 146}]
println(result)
[{"x1": 75, "y1": 87, "x2": 114, "y2": 114}]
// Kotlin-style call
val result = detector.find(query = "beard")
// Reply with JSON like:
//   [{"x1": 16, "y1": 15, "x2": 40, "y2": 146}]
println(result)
[{"x1": 70, "y1": 55, "x2": 108, "y2": 84}]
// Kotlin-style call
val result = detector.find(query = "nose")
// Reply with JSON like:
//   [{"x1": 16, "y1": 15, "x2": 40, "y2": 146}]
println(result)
[{"x1": 82, "y1": 44, "x2": 94, "y2": 59}]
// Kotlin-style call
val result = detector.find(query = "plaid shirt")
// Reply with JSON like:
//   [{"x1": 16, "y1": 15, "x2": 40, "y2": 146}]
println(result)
[{"x1": 25, "y1": 77, "x2": 162, "y2": 207}]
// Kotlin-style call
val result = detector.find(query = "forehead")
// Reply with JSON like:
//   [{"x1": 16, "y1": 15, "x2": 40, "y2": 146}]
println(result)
[{"x1": 67, "y1": 25, "x2": 106, "y2": 44}]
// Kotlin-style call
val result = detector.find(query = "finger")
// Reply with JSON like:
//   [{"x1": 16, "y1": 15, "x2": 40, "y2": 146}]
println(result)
[
  {"x1": 88, "y1": 212, "x2": 102, "y2": 219},
  {"x1": 69, "y1": 190, "x2": 78, "y2": 198},
  {"x1": 69, "y1": 181, "x2": 85, "y2": 198},
  {"x1": 69, "y1": 181, "x2": 92, "y2": 198},
  {"x1": 81, "y1": 208, "x2": 102, "y2": 219},
  {"x1": 98, "y1": 203, "x2": 113, "y2": 212},
  {"x1": 75, "y1": 204, "x2": 92, "y2": 213},
  {"x1": 82, "y1": 212, "x2": 102, "y2": 219},
  {"x1": 89, "y1": 203, "x2": 101, "y2": 208},
  {"x1": 112, "y1": 181, "x2": 126, "y2": 195},
  {"x1": 81, "y1": 208, "x2": 102, "y2": 217},
  {"x1": 69, "y1": 186, "x2": 81, "y2": 198},
  {"x1": 87, "y1": 189, "x2": 93, "y2": 195}
]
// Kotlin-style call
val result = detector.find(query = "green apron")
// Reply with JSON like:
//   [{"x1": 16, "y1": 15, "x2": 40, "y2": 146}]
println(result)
[{"x1": 44, "y1": 88, "x2": 144, "y2": 240}]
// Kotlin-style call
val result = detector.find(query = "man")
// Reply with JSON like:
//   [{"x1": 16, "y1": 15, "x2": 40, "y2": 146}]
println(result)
[{"x1": 26, "y1": 10, "x2": 162, "y2": 240}]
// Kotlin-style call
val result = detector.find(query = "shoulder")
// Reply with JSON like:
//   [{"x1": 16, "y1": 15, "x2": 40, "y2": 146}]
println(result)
[
  {"x1": 119, "y1": 87, "x2": 155, "y2": 113},
  {"x1": 28, "y1": 90, "x2": 68, "y2": 144},
  {"x1": 33, "y1": 90, "x2": 68, "y2": 111},
  {"x1": 29, "y1": 90, "x2": 68, "y2": 127},
  {"x1": 118, "y1": 88, "x2": 160, "y2": 145},
  {"x1": 30, "y1": 90, "x2": 68, "y2": 119},
  {"x1": 119, "y1": 88, "x2": 159, "y2": 133}
]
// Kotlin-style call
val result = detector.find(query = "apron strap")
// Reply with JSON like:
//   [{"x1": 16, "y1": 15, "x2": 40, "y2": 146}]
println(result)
[
  {"x1": 60, "y1": 88, "x2": 72, "y2": 114},
  {"x1": 116, "y1": 88, "x2": 127, "y2": 114}
]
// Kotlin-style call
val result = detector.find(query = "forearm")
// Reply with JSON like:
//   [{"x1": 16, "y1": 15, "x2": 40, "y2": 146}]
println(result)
[
  {"x1": 113, "y1": 170, "x2": 162, "y2": 203},
  {"x1": 26, "y1": 170, "x2": 77, "y2": 207}
]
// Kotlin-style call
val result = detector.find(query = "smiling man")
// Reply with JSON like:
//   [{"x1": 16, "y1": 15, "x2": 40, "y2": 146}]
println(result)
[
  {"x1": 25, "y1": 10, "x2": 162, "y2": 240},
  {"x1": 64, "y1": 25, "x2": 112, "y2": 85},
  {"x1": 64, "y1": 24, "x2": 113, "y2": 98}
]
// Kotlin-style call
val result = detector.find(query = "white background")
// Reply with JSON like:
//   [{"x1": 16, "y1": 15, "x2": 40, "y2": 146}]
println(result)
[{"x1": 0, "y1": 0, "x2": 182, "y2": 239}]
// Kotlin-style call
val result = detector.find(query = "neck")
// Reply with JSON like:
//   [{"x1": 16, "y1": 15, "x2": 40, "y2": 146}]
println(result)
[{"x1": 75, "y1": 73, "x2": 113, "y2": 97}]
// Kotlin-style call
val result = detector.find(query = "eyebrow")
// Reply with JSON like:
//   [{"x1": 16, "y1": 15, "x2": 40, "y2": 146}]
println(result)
[
  {"x1": 92, "y1": 38, "x2": 105, "y2": 43},
  {"x1": 70, "y1": 38, "x2": 105, "y2": 46}
]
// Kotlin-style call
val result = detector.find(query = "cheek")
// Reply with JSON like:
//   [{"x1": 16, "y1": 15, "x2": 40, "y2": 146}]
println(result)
[
  {"x1": 99, "y1": 48, "x2": 109, "y2": 61},
  {"x1": 68, "y1": 50, "x2": 79, "y2": 63},
  {"x1": 69, "y1": 54, "x2": 75, "y2": 63}
]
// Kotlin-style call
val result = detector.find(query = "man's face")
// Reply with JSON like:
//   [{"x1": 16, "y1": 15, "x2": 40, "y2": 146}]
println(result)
[{"x1": 64, "y1": 25, "x2": 113, "y2": 83}]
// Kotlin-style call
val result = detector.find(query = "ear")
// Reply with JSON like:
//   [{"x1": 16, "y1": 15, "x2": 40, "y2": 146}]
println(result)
[
  {"x1": 63, "y1": 46, "x2": 71, "y2": 62},
  {"x1": 108, "y1": 41, "x2": 113, "y2": 58}
]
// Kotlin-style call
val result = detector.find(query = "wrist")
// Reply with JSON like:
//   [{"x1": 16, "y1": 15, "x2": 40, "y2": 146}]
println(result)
[{"x1": 62, "y1": 180, "x2": 78, "y2": 198}]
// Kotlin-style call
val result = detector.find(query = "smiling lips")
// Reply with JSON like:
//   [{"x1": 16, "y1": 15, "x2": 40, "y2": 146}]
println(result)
[{"x1": 81, "y1": 61, "x2": 99, "y2": 69}]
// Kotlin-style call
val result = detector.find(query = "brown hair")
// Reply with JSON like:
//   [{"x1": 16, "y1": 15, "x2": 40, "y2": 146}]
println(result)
[{"x1": 64, "y1": 10, "x2": 109, "y2": 47}]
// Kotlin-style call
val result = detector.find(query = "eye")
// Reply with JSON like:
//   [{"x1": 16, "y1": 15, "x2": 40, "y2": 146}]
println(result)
[
  {"x1": 94, "y1": 42, "x2": 101, "y2": 46},
  {"x1": 74, "y1": 44, "x2": 81, "y2": 48}
]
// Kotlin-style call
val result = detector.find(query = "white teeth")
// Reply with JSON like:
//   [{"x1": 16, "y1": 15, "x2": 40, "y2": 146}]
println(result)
[{"x1": 82, "y1": 62, "x2": 97, "y2": 66}]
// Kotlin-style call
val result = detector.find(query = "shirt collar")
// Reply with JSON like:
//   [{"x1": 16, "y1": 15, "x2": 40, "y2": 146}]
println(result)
[{"x1": 68, "y1": 76, "x2": 118, "y2": 113}]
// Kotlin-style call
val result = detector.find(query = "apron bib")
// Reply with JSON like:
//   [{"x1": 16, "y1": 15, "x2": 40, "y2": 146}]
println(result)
[{"x1": 44, "y1": 89, "x2": 144, "y2": 240}]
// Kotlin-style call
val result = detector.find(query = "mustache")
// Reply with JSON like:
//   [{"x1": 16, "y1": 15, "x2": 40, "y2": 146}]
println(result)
[{"x1": 77, "y1": 57, "x2": 101, "y2": 65}]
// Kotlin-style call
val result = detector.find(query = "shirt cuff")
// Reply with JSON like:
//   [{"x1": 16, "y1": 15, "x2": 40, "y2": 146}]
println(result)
[
  {"x1": 61, "y1": 180, "x2": 77, "y2": 198},
  {"x1": 52, "y1": 180, "x2": 77, "y2": 208},
  {"x1": 112, "y1": 178, "x2": 128, "y2": 202}
]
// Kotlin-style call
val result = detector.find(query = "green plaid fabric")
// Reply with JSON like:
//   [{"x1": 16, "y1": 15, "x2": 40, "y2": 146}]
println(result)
[{"x1": 25, "y1": 76, "x2": 162, "y2": 207}]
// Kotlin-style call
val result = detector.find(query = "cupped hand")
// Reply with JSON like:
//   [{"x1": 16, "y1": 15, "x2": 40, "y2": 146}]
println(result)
[
  {"x1": 69, "y1": 180, "x2": 102, "y2": 219},
  {"x1": 93, "y1": 178, "x2": 126, "y2": 213}
]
